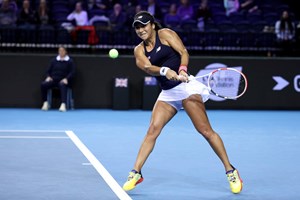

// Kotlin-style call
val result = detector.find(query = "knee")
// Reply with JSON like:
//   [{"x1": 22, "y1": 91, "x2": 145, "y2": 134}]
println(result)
[
  {"x1": 58, "y1": 82, "x2": 67, "y2": 88},
  {"x1": 146, "y1": 122, "x2": 162, "y2": 141},
  {"x1": 197, "y1": 126, "x2": 216, "y2": 141}
]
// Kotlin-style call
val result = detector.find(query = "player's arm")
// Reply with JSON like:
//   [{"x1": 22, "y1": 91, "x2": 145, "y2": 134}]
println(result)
[
  {"x1": 134, "y1": 44, "x2": 179, "y2": 80},
  {"x1": 134, "y1": 44, "x2": 178, "y2": 81},
  {"x1": 134, "y1": 44, "x2": 159, "y2": 76},
  {"x1": 159, "y1": 29, "x2": 189, "y2": 76}
]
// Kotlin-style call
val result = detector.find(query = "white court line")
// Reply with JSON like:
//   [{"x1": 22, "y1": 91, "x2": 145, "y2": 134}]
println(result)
[
  {"x1": 65, "y1": 130, "x2": 132, "y2": 200},
  {"x1": 0, "y1": 130, "x2": 66, "y2": 133},
  {"x1": 0, "y1": 136, "x2": 69, "y2": 139}
]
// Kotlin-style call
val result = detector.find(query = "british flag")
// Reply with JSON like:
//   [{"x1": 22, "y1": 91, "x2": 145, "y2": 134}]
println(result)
[{"x1": 115, "y1": 78, "x2": 128, "y2": 88}]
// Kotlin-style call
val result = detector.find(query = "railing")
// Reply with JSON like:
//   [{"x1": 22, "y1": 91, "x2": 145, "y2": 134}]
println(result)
[{"x1": 0, "y1": 26, "x2": 288, "y2": 55}]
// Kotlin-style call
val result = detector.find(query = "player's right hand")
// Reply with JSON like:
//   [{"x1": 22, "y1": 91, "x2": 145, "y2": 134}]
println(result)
[{"x1": 166, "y1": 69, "x2": 180, "y2": 81}]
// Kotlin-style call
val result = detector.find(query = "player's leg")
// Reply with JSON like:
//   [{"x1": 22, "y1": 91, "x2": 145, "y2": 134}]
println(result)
[
  {"x1": 182, "y1": 94, "x2": 243, "y2": 193},
  {"x1": 123, "y1": 100, "x2": 177, "y2": 191},
  {"x1": 183, "y1": 94, "x2": 231, "y2": 170}
]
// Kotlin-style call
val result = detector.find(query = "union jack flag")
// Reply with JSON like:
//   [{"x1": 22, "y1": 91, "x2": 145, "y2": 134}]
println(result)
[
  {"x1": 144, "y1": 76, "x2": 157, "y2": 86},
  {"x1": 115, "y1": 78, "x2": 128, "y2": 88}
]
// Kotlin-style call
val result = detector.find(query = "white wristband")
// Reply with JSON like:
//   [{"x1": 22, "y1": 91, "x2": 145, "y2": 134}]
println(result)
[{"x1": 160, "y1": 67, "x2": 170, "y2": 76}]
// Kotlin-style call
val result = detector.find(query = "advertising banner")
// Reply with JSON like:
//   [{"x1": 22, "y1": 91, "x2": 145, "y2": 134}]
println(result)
[{"x1": 190, "y1": 58, "x2": 300, "y2": 109}]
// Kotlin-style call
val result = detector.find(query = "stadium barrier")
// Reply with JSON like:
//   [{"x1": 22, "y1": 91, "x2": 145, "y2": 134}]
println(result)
[{"x1": 0, "y1": 54, "x2": 299, "y2": 110}]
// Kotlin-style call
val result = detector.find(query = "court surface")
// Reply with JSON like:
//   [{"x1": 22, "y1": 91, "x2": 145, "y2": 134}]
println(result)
[{"x1": 0, "y1": 108, "x2": 299, "y2": 200}]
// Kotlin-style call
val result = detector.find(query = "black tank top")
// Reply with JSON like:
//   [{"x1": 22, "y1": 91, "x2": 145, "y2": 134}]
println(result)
[{"x1": 143, "y1": 31, "x2": 181, "y2": 90}]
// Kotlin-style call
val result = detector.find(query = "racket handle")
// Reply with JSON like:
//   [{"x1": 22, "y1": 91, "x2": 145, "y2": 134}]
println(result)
[
  {"x1": 178, "y1": 75, "x2": 195, "y2": 81},
  {"x1": 177, "y1": 75, "x2": 190, "y2": 82}
]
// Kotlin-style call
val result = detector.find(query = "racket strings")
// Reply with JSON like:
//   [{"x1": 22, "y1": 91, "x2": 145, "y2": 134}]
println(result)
[{"x1": 209, "y1": 70, "x2": 247, "y2": 99}]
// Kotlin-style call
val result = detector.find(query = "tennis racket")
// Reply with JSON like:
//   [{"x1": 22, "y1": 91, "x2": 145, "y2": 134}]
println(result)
[{"x1": 184, "y1": 67, "x2": 248, "y2": 99}]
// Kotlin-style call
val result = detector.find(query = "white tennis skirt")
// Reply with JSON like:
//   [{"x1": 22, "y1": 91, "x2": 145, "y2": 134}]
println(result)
[{"x1": 157, "y1": 79, "x2": 210, "y2": 110}]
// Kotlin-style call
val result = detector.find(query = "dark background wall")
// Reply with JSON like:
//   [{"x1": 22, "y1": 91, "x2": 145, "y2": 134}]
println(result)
[{"x1": 0, "y1": 53, "x2": 299, "y2": 110}]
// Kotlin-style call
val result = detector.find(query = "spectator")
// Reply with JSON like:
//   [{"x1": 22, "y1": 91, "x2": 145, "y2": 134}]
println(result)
[
  {"x1": 196, "y1": 0, "x2": 212, "y2": 30},
  {"x1": 223, "y1": 0, "x2": 239, "y2": 16},
  {"x1": 88, "y1": 0, "x2": 108, "y2": 13},
  {"x1": 9, "y1": 0, "x2": 17, "y2": 12},
  {"x1": 109, "y1": 3, "x2": 127, "y2": 31},
  {"x1": 146, "y1": 0, "x2": 163, "y2": 21},
  {"x1": 106, "y1": 0, "x2": 120, "y2": 12},
  {"x1": 275, "y1": 10, "x2": 295, "y2": 47},
  {"x1": 123, "y1": 0, "x2": 139, "y2": 16},
  {"x1": 88, "y1": 0, "x2": 120, "y2": 13},
  {"x1": 126, "y1": 2, "x2": 141, "y2": 20},
  {"x1": 67, "y1": 1, "x2": 88, "y2": 27},
  {"x1": 177, "y1": 0, "x2": 194, "y2": 21},
  {"x1": 67, "y1": 2, "x2": 99, "y2": 45},
  {"x1": 41, "y1": 46, "x2": 75, "y2": 112},
  {"x1": 0, "y1": 0, "x2": 17, "y2": 27},
  {"x1": 17, "y1": 0, "x2": 36, "y2": 42},
  {"x1": 196, "y1": 0, "x2": 211, "y2": 21},
  {"x1": 17, "y1": 0, "x2": 37, "y2": 28},
  {"x1": 35, "y1": 0, "x2": 51, "y2": 26},
  {"x1": 163, "y1": 3, "x2": 181, "y2": 29},
  {"x1": 135, "y1": 4, "x2": 142, "y2": 14}
]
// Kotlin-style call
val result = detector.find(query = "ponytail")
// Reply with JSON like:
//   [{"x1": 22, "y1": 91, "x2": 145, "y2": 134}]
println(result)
[{"x1": 154, "y1": 21, "x2": 163, "y2": 31}]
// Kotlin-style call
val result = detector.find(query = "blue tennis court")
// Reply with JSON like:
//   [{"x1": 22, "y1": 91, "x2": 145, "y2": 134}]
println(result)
[{"x1": 0, "y1": 108, "x2": 299, "y2": 200}]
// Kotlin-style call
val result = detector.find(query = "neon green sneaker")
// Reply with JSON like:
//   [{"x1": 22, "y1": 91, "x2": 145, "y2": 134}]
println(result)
[
  {"x1": 122, "y1": 170, "x2": 144, "y2": 191},
  {"x1": 226, "y1": 166, "x2": 243, "y2": 194}
]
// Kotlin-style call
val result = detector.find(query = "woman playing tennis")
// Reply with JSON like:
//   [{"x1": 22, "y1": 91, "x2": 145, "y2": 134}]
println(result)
[{"x1": 122, "y1": 11, "x2": 243, "y2": 194}]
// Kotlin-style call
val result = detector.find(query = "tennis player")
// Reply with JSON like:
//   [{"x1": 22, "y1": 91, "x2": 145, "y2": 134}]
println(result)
[{"x1": 122, "y1": 11, "x2": 243, "y2": 194}]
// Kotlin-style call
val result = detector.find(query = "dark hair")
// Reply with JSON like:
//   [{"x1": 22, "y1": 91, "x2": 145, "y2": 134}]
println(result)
[
  {"x1": 279, "y1": 11, "x2": 294, "y2": 33},
  {"x1": 133, "y1": 11, "x2": 163, "y2": 30},
  {"x1": 153, "y1": 21, "x2": 163, "y2": 31}
]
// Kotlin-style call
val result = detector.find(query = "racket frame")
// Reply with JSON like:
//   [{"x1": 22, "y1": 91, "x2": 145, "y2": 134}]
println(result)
[{"x1": 192, "y1": 67, "x2": 248, "y2": 99}]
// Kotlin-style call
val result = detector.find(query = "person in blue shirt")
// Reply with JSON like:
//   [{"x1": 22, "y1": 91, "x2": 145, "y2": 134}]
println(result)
[
  {"x1": 122, "y1": 11, "x2": 243, "y2": 194},
  {"x1": 41, "y1": 46, "x2": 75, "y2": 112}
]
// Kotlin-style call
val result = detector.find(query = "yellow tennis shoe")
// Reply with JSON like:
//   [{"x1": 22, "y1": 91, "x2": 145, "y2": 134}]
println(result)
[
  {"x1": 123, "y1": 170, "x2": 144, "y2": 191},
  {"x1": 226, "y1": 166, "x2": 243, "y2": 194}
]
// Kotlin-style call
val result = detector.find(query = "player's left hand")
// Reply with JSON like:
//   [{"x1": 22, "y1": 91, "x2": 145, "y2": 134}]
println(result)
[{"x1": 178, "y1": 71, "x2": 189, "y2": 82}]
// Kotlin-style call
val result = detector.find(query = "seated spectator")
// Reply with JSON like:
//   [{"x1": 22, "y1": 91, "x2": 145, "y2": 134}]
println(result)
[
  {"x1": 125, "y1": 3, "x2": 141, "y2": 29},
  {"x1": 146, "y1": 0, "x2": 163, "y2": 22},
  {"x1": 8, "y1": 0, "x2": 17, "y2": 12},
  {"x1": 163, "y1": 3, "x2": 181, "y2": 29},
  {"x1": 196, "y1": 0, "x2": 212, "y2": 30},
  {"x1": 275, "y1": 10, "x2": 295, "y2": 47},
  {"x1": 0, "y1": 0, "x2": 17, "y2": 27},
  {"x1": 177, "y1": 0, "x2": 194, "y2": 21},
  {"x1": 197, "y1": 0, "x2": 211, "y2": 20},
  {"x1": 1, "y1": 0, "x2": 17, "y2": 10},
  {"x1": 41, "y1": 46, "x2": 75, "y2": 112},
  {"x1": 88, "y1": 0, "x2": 119, "y2": 13},
  {"x1": 17, "y1": 0, "x2": 37, "y2": 29},
  {"x1": 88, "y1": 0, "x2": 108, "y2": 14},
  {"x1": 135, "y1": 4, "x2": 142, "y2": 14},
  {"x1": 35, "y1": 0, "x2": 52, "y2": 27},
  {"x1": 105, "y1": 0, "x2": 120, "y2": 12},
  {"x1": 109, "y1": 3, "x2": 127, "y2": 31},
  {"x1": 66, "y1": 2, "x2": 99, "y2": 45},
  {"x1": 67, "y1": 1, "x2": 88, "y2": 27},
  {"x1": 125, "y1": 2, "x2": 140, "y2": 21},
  {"x1": 223, "y1": 0, "x2": 239, "y2": 16},
  {"x1": 123, "y1": 0, "x2": 139, "y2": 16}
]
